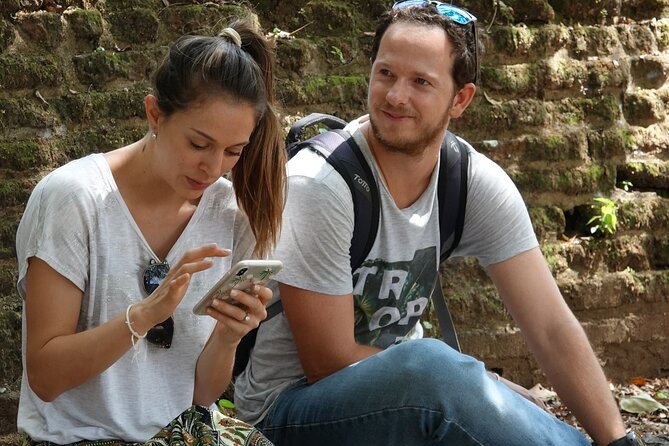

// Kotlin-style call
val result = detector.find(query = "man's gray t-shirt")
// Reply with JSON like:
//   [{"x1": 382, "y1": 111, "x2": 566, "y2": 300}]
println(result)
[{"x1": 234, "y1": 116, "x2": 538, "y2": 424}]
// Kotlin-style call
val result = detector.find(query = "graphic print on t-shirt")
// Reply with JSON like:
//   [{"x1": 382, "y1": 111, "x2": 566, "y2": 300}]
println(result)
[{"x1": 352, "y1": 247, "x2": 437, "y2": 348}]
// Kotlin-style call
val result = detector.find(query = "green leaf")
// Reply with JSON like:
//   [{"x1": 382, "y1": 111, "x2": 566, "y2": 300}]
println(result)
[
  {"x1": 594, "y1": 197, "x2": 614, "y2": 205},
  {"x1": 619, "y1": 393, "x2": 668, "y2": 414},
  {"x1": 217, "y1": 398, "x2": 235, "y2": 410},
  {"x1": 656, "y1": 390, "x2": 669, "y2": 400}
]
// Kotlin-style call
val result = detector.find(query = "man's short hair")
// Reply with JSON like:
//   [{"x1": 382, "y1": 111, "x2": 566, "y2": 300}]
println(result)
[{"x1": 370, "y1": 5, "x2": 479, "y2": 89}]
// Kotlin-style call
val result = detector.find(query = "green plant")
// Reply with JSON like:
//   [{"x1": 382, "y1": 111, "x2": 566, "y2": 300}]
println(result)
[
  {"x1": 587, "y1": 197, "x2": 618, "y2": 236},
  {"x1": 621, "y1": 180, "x2": 633, "y2": 192},
  {"x1": 330, "y1": 45, "x2": 346, "y2": 64}
]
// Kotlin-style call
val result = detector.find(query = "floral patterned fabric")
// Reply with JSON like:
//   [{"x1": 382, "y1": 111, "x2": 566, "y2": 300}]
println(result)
[{"x1": 30, "y1": 405, "x2": 272, "y2": 446}]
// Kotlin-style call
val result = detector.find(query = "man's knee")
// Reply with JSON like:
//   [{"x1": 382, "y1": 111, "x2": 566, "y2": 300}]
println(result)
[{"x1": 380, "y1": 338, "x2": 482, "y2": 388}]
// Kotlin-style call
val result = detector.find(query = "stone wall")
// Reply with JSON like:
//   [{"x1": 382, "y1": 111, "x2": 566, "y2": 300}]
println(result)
[{"x1": 0, "y1": 0, "x2": 668, "y2": 437}]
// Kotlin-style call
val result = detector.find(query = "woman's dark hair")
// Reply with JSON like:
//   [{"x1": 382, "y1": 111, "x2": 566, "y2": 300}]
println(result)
[
  {"x1": 370, "y1": 6, "x2": 479, "y2": 88},
  {"x1": 152, "y1": 20, "x2": 286, "y2": 258}
]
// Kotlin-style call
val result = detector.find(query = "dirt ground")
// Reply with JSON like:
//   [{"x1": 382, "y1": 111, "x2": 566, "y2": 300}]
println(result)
[{"x1": 543, "y1": 376, "x2": 669, "y2": 443}]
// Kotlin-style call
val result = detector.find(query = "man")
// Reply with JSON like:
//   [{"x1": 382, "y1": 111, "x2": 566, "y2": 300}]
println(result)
[{"x1": 235, "y1": 2, "x2": 641, "y2": 445}]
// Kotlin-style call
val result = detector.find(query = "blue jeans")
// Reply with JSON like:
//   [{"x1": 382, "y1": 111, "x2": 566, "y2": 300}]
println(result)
[{"x1": 257, "y1": 338, "x2": 590, "y2": 445}]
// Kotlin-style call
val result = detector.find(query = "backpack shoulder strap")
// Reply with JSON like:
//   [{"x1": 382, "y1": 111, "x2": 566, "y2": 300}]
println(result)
[
  {"x1": 431, "y1": 275, "x2": 461, "y2": 351},
  {"x1": 438, "y1": 131, "x2": 469, "y2": 262},
  {"x1": 299, "y1": 129, "x2": 380, "y2": 271},
  {"x1": 431, "y1": 131, "x2": 469, "y2": 352}
]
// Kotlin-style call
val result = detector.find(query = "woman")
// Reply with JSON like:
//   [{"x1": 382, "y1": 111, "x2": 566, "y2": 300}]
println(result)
[{"x1": 15, "y1": 20, "x2": 285, "y2": 445}]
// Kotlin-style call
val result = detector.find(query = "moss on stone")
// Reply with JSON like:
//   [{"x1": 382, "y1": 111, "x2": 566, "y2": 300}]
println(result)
[
  {"x1": 0, "y1": 17, "x2": 15, "y2": 53},
  {"x1": 623, "y1": 90, "x2": 666, "y2": 127},
  {"x1": 513, "y1": 163, "x2": 614, "y2": 195},
  {"x1": 542, "y1": 58, "x2": 587, "y2": 90},
  {"x1": 617, "y1": 195, "x2": 669, "y2": 231},
  {"x1": 570, "y1": 25, "x2": 589, "y2": 56},
  {"x1": 108, "y1": 8, "x2": 158, "y2": 45},
  {"x1": 0, "y1": 179, "x2": 32, "y2": 208},
  {"x1": 72, "y1": 49, "x2": 129, "y2": 88},
  {"x1": 0, "y1": 211, "x2": 20, "y2": 260},
  {"x1": 100, "y1": 0, "x2": 155, "y2": 12},
  {"x1": 275, "y1": 38, "x2": 318, "y2": 76},
  {"x1": 539, "y1": 241, "x2": 569, "y2": 273},
  {"x1": 0, "y1": 298, "x2": 23, "y2": 390},
  {"x1": 503, "y1": 0, "x2": 555, "y2": 23},
  {"x1": 616, "y1": 24, "x2": 657, "y2": 54},
  {"x1": 0, "y1": 98, "x2": 59, "y2": 129},
  {"x1": 301, "y1": 0, "x2": 362, "y2": 37},
  {"x1": 14, "y1": 10, "x2": 63, "y2": 49},
  {"x1": 585, "y1": 59, "x2": 628, "y2": 91},
  {"x1": 490, "y1": 25, "x2": 534, "y2": 58},
  {"x1": 621, "y1": 161, "x2": 669, "y2": 189},
  {"x1": 653, "y1": 21, "x2": 669, "y2": 50},
  {"x1": 53, "y1": 84, "x2": 149, "y2": 123},
  {"x1": 57, "y1": 123, "x2": 146, "y2": 159},
  {"x1": 0, "y1": 140, "x2": 48, "y2": 170},
  {"x1": 533, "y1": 24, "x2": 571, "y2": 54},
  {"x1": 551, "y1": 0, "x2": 621, "y2": 25},
  {"x1": 553, "y1": 98, "x2": 588, "y2": 126},
  {"x1": 588, "y1": 127, "x2": 636, "y2": 160},
  {"x1": 452, "y1": 98, "x2": 554, "y2": 139},
  {"x1": 480, "y1": 64, "x2": 537, "y2": 94},
  {"x1": 653, "y1": 234, "x2": 669, "y2": 268},
  {"x1": 529, "y1": 205, "x2": 566, "y2": 241},
  {"x1": 160, "y1": 4, "x2": 253, "y2": 36},
  {"x1": 557, "y1": 165, "x2": 602, "y2": 191},
  {"x1": 524, "y1": 131, "x2": 588, "y2": 162},
  {"x1": 0, "y1": 54, "x2": 64, "y2": 89},
  {"x1": 302, "y1": 74, "x2": 368, "y2": 104},
  {"x1": 64, "y1": 8, "x2": 104, "y2": 47},
  {"x1": 590, "y1": 26, "x2": 622, "y2": 55},
  {"x1": 576, "y1": 95, "x2": 621, "y2": 126}
]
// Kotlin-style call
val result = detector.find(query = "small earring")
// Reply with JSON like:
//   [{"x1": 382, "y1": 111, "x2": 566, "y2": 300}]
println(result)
[{"x1": 151, "y1": 132, "x2": 157, "y2": 139}]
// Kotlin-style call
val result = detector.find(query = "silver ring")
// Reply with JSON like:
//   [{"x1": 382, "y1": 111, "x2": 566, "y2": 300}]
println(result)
[{"x1": 243, "y1": 312, "x2": 250, "y2": 322}]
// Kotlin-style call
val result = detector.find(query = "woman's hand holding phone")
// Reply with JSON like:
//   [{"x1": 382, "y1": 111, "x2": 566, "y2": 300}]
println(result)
[
  {"x1": 131, "y1": 244, "x2": 231, "y2": 335},
  {"x1": 195, "y1": 260, "x2": 282, "y2": 343},
  {"x1": 206, "y1": 284, "x2": 273, "y2": 341}
]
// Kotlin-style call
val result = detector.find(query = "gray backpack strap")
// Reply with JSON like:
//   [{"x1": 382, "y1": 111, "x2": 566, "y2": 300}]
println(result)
[{"x1": 431, "y1": 275, "x2": 461, "y2": 352}]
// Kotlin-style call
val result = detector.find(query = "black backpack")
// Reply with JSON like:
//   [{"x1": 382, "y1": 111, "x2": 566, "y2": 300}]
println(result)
[{"x1": 232, "y1": 113, "x2": 469, "y2": 378}]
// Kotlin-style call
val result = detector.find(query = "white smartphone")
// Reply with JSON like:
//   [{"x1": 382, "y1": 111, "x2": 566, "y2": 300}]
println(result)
[{"x1": 192, "y1": 259, "x2": 283, "y2": 315}]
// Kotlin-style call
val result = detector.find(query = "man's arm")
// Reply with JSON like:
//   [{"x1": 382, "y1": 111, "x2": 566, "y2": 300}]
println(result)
[
  {"x1": 486, "y1": 246, "x2": 626, "y2": 446},
  {"x1": 279, "y1": 283, "x2": 381, "y2": 383}
]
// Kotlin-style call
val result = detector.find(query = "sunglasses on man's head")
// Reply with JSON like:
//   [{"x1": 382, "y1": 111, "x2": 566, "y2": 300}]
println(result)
[
  {"x1": 142, "y1": 259, "x2": 173, "y2": 348},
  {"x1": 392, "y1": 0, "x2": 479, "y2": 85}
]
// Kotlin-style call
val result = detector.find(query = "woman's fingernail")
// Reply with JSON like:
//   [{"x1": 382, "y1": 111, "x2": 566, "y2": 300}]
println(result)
[{"x1": 229, "y1": 290, "x2": 238, "y2": 297}]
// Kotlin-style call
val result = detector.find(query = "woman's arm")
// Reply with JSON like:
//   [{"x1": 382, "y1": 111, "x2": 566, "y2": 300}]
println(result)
[
  {"x1": 25, "y1": 244, "x2": 229, "y2": 402},
  {"x1": 24, "y1": 257, "x2": 151, "y2": 401},
  {"x1": 192, "y1": 284, "x2": 271, "y2": 406}
]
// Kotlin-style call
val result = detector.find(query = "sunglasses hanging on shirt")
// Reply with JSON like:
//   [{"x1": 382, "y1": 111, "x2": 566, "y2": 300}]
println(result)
[{"x1": 141, "y1": 259, "x2": 174, "y2": 348}]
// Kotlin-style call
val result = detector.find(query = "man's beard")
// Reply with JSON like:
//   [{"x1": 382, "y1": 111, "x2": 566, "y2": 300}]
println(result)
[{"x1": 368, "y1": 103, "x2": 453, "y2": 158}]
